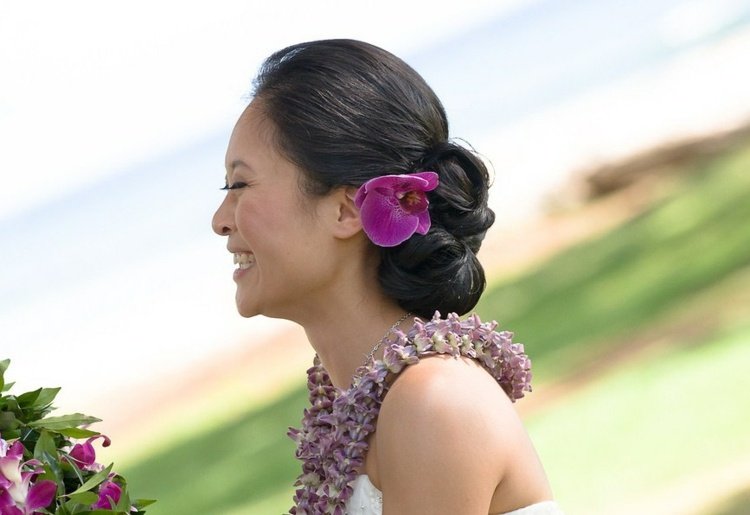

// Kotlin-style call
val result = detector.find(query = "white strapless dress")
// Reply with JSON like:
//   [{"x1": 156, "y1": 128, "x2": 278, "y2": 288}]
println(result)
[{"x1": 345, "y1": 475, "x2": 564, "y2": 515}]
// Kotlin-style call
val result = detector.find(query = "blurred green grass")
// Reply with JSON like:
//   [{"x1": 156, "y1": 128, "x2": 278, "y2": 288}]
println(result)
[
  {"x1": 530, "y1": 317, "x2": 750, "y2": 513},
  {"x1": 122, "y1": 384, "x2": 307, "y2": 514},
  {"x1": 476, "y1": 141, "x2": 750, "y2": 381},
  {"x1": 121, "y1": 139, "x2": 750, "y2": 514}
]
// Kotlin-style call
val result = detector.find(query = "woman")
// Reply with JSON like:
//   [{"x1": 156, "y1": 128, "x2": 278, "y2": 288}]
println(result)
[{"x1": 212, "y1": 39, "x2": 562, "y2": 515}]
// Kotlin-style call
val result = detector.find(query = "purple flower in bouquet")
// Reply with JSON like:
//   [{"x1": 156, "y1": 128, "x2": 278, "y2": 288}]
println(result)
[
  {"x1": 0, "y1": 359, "x2": 155, "y2": 514},
  {"x1": 68, "y1": 435, "x2": 111, "y2": 472},
  {"x1": 354, "y1": 171, "x2": 439, "y2": 247},
  {"x1": 0, "y1": 437, "x2": 56, "y2": 515},
  {"x1": 0, "y1": 439, "x2": 23, "y2": 487},
  {"x1": 92, "y1": 479, "x2": 122, "y2": 510}
]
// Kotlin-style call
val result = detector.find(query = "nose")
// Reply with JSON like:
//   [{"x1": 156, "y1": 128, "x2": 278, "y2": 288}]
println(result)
[{"x1": 212, "y1": 195, "x2": 234, "y2": 236}]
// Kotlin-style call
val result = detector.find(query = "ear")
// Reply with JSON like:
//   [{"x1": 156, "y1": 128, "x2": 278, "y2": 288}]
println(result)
[{"x1": 328, "y1": 186, "x2": 363, "y2": 240}]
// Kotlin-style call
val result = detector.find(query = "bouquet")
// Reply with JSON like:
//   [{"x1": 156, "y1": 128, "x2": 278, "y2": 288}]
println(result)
[{"x1": 0, "y1": 359, "x2": 154, "y2": 514}]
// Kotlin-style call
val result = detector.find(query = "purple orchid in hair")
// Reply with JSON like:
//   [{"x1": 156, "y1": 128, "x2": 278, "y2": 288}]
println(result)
[{"x1": 354, "y1": 171, "x2": 439, "y2": 247}]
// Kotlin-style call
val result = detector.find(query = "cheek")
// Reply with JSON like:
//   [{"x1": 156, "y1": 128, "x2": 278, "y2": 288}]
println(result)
[{"x1": 234, "y1": 201, "x2": 267, "y2": 236}]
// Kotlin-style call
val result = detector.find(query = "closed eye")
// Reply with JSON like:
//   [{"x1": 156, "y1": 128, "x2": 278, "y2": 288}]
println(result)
[{"x1": 220, "y1": 182, "x2": 249, "y2": 191}]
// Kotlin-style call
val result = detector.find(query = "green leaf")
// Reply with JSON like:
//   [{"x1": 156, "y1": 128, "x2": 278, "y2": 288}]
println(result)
[
  {"x1": 33, "y1": 431, "x2": 63, "y2": 484},
  {"x1": 68, "y1": 463, "x2": 113, "y2": 495},
  {"x1": 0, "y1": 358, "x2": 9, "y2": 391},
  {"x1": 67, "y1": 491, "x2": 99, "y2": 505},
  {"x1": 28, "y1": 413, "x2": 101, "y2": 431},
  {"x1": 133, "y1": 499, "x2": 157, "y2": 508},
  {"x1": 34, "y1": 429, "x2": 59, "y2": 460},
  {"x1": 0, "y1": 428, "x2": 20, "y2": 440},
  {"x1": 35, "y1": 387, "x2": 61, "y2": 409},
  {"x1": 57, "y1": 427, "x2": 100, "y2": 439},
  {"x1": 0, "y1": 411, "x2": 19, "y2": 431},
  {"x1": 17, "y1": 387, "x2": 42, "y2": 407},
  {"x1": 4, "y1": 396, "x2": 20, "y2": 413},
  {"x1": 113, "y1": 486, "x2": 130, "y2": 511},
  {"x1": 1, "y1": 380, "x2": 14, "y2": 392}
]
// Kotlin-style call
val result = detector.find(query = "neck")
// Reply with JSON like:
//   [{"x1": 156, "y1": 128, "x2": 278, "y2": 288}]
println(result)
[
  {"x1": 300, "y1": 299, "x2": 410, "y2": 388},
  {"x1": 275, "y1": 238, "x2": 411, "y2": 387}
]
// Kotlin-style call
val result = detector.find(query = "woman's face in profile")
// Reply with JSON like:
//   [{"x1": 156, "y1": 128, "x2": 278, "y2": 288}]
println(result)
[{"x1": 212, "y1": 102, "x2": 341, "y2": 320}]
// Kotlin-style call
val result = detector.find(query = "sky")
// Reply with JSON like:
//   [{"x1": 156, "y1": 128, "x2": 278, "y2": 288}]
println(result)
[{"x1": 1, "y1": 0, "x2": 749, "y2": 411}]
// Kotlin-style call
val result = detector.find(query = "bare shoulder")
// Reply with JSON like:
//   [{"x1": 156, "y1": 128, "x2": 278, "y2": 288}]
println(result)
[
  {"x1": 380, "y1": 354, "x2": 522, "y2": 439},
  {"x1": 372, "y1": 355, "x2": 538, "y2": 513}
]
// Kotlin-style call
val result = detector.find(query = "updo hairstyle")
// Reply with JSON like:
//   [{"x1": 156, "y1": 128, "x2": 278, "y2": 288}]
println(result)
[{"x1": 252, "y1": 39, "x2": 495, "y2": 318}]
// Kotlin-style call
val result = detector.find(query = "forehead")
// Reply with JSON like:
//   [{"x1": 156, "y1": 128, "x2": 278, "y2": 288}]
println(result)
[{"x1": 224, "y1": 102, "x2": 278, "y2": 171}]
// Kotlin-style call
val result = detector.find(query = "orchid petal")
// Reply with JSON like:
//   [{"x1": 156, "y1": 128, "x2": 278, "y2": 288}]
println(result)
[
  {"x1": 359, "y1": 189, "x2": 420, "y2": 247},
  {"x1": 414, "y1": 171, "x2": 439, "y2": 189},
  {"x1": 69, "y1": 442, "x2": 95, "y2": 469},
  {"x1": 356, "y1": 173, "x2": 432, "y2": 199},
  {"x1": 0, "y1": 441, "x2": 24, "y2": 487},
  {"x1": 25, "y1": 480, "x2": 56, "y2": 510},
  {"x1": 0, "y1": 489, "x2": 16, "y2": 508},
  {"x1": 0, "y1": 457, "x2": 21, "y2": 486},
  {"x1": 69, "y1": 435, "x2": 109, "y2": 471},
  {"x1": 92, "y1": 480, "x2": 122, "y2": 510},
  {"x1": 0, "y1": 501, "x2": 23, "y2": 515},
  {"x1": 6, "y1": 443, "x2": 23, "y2": 461},
  {"x1": 414, "y1": 209, "x2": 431, "y2": 235}
]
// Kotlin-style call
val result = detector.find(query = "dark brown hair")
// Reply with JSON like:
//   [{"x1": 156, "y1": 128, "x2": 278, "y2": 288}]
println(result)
[{"x1": 252, "y1": 39, "x2": 495, "y2": 318}]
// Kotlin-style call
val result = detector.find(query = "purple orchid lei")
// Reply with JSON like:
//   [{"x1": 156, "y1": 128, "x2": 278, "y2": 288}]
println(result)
[{"x1": 287, "y1": 311, "x2": 533, "y2": 515}]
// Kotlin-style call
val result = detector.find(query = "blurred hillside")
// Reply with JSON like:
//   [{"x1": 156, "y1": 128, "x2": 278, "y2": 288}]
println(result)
[{"x1": 109, "y1": 126, "x2": 750, "y2": 514}]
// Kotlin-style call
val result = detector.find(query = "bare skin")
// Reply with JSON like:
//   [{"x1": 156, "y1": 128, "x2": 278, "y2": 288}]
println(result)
[
  {"x1": 365, "y1": 355, "x2": 554, "y2": 514},
  {"x1": 213, "y1": 101, "x2": 554, "y2": 513}
]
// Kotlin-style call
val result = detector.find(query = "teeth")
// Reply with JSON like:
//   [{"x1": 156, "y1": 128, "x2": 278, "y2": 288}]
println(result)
[{"x1": 233, "y1": 252, "x2": 255, "y2": 269}]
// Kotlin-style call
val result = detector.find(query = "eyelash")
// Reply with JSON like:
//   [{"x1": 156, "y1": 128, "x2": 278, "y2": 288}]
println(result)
[{"x1": 220, "y1": 182, "x2": 248, "y2": 191}]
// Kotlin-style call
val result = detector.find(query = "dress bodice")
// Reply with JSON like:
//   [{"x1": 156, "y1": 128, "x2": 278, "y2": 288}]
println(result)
[{"x1": 345, "y1": 475, "x2": 564, "y2": 515}]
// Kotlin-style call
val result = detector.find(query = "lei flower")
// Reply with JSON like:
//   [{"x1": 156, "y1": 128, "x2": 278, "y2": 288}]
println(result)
[
  {"x1": 354, "y1": 172, "x2": 439, "y2": 247},
  {"x1": 287, "y1": 312, "x2": 532, "y2": 514},
  {"x1": 0, "y1": 359, "x2": 154, "y2": 514}
]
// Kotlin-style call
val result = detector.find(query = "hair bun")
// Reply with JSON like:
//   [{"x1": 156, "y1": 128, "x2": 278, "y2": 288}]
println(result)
[
  {"x1": 420, "y1": 141, "x2": 495, "y2": 251},
  {"x1": 378, "y1": 141, "x2": 495, "y2": 317},
  {"x1": 379, "y1": 226, "x2": 486, "y2": 317}
]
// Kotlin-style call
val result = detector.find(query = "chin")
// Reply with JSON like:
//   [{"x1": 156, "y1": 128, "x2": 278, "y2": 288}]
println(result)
[
  {"x1": 238, "y1": 308, "x2": 259, "y2": 319},
  {"x1": 235, "y1": 295, "x2": 260, "y2": 318}
]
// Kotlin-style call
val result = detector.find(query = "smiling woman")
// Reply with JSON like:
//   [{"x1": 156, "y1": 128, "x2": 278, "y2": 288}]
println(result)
[{"x1": 212, "y1": 39, "x2": 563, "y2": 515}]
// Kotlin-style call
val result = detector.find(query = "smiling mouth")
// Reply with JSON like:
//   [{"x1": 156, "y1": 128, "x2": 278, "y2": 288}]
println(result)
[{"x1": 233, "y1": 252, "x2": 256, "y2": 270}]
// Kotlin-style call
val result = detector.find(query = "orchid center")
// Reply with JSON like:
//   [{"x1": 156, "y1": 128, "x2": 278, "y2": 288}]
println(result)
[{"x1": 397, "y1": 190, "x2": 427, "y2": 213}]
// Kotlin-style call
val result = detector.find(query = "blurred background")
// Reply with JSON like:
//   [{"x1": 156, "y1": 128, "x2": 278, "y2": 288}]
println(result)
[{"x1": 2, "y1": 0, "x2": 750, "y2": 513}]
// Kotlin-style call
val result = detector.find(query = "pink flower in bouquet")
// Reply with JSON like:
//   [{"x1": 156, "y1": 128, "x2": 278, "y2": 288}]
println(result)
[
  {"x1": 92, "y1": 479, "x2": 122, "y2": 510},
  {"x1": 0, "y1": 439, "x2": 24, "y2": 488},
  {"x1": 0, "y1": 360, "x2": 154, "y2": 514},
  {"x1": 68, "y1": 435, "x2": 111, "y2": 472},
  {"x1": 0, "y1": 437, "x2": 56, "y2": 515}
]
